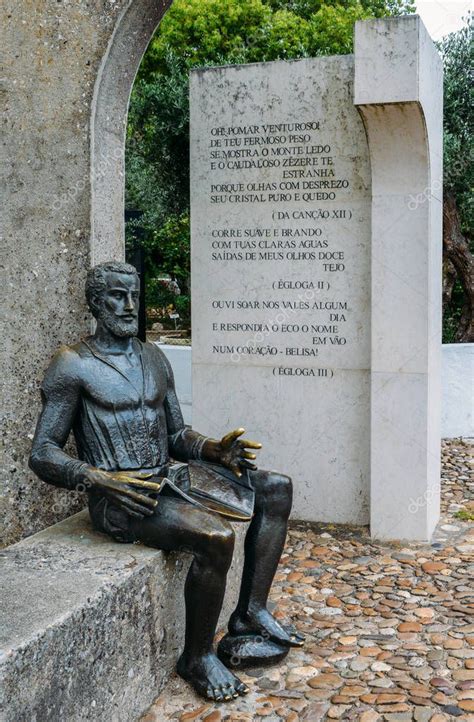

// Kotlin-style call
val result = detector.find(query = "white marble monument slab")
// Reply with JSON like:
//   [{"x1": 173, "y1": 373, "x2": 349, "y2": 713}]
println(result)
[{"x1": 191, "y1": 56, "x2": 371, "y2": 525}]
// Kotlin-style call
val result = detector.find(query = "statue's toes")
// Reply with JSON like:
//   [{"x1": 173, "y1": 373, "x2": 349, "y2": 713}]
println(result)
[
  {"x1": 213, "y1": 687, "x2": 224, "y2": 702},
  {"x1": 222, "y1": 683, "x2": 236, "y2": 701},
  {"x1": 289, "y1": 634, "x2": 305, "y2": 647},
  {"x1": 285, "y1": 624, "x2": 305, "y2": 641},
  {"x1": 236, "y1": 681, "x2": 250, "y2": 695}
]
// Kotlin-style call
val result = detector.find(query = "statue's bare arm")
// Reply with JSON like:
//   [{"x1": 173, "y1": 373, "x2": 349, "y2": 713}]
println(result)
[{"x1": 29, "y1": 347, "x2": 86, "y2": 489}]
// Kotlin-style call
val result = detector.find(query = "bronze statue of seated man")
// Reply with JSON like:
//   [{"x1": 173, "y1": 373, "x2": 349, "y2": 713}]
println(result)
[{"x1": 29, "y1": 261, "x2": 303, "y2": 702}]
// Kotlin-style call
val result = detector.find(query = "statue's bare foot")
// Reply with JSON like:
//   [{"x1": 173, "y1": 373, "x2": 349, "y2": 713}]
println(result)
[
  {"x1": 177, "y1": 652, "x2": 249, "y2": 701},
  {"x1": 229, "y1": 608, "x2": 305, "y2": 647}
]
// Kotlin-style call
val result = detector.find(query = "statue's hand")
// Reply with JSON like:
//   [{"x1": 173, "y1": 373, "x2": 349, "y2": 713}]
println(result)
[
  {"x1": 80, "y1": 467, "x2": 161, "y2": 519},
  {"x1": 203, "y1": 428, "x2": 262, "y2": 478}
]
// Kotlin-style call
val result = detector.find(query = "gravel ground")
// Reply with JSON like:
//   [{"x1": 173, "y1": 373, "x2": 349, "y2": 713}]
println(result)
[{"x1": 141, "y1": 439, "x2": 473, "y2": 722}]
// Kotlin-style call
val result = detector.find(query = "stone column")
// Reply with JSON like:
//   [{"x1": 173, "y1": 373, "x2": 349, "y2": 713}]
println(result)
[
  {"x1": 1, "y1": 0, "x2": 171, "y2": 546},
  {"x1": 354, "y1": 16, "x2": 443, "y2": 540}
]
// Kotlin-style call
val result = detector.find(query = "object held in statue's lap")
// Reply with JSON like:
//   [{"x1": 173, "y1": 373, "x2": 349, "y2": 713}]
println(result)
[{"x1": 88, "y1": 461, "x2": 255, "y2": 543}]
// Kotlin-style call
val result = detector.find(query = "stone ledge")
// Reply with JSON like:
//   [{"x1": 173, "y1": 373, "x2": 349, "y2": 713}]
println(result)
[{"x1": 0, "y1": 510, "x2": 244, "y2": 722}]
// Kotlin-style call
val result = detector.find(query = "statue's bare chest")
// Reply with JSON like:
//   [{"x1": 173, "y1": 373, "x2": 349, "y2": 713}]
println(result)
[{"x1": 79, "y1": 349, "x2": 166, "y2": 411}]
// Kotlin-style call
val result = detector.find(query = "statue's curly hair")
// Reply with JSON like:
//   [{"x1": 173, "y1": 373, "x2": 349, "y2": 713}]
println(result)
[{"x1": 85, "y1": 261, "x2": 138, "y2": 317}]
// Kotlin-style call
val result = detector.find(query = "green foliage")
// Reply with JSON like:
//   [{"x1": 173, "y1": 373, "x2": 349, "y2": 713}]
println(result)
[
  {"x1": 150, "y1": 214, "x2": 191, "y2": 296},
  {"x1": 454, "y1": 508, "x2": 474, "y2": 522},
  {"x1": 439, "y1": 15, "x2": 473, "y2": 238},
  {"x1": 438, "y1": 16, "x2": 473, "y2": 341},
  {"x1": 265, "y1": 0, "x2": 414, "y2": 19},
  {"x1": 126, "y1": 61, "x2": 190, "y2": 226},
  {"x1": 126, "y1": 0, "x2": 416, "y2": 321},
  {"x1": 307, "y1": 4, "x2": 372, "y2": 55},
  {"x1": 142, "y1": 213, "x2": 191, "y2": 325},
  {"x1": 140, "y1": 0, "x2": 272, "y2": 70},
  {"x1": 138, "y1": 0, "x2": 396, "y2": 73}
]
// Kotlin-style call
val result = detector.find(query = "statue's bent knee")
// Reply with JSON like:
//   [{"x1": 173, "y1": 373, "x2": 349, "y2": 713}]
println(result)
[
  {"x1": 253, "y1": 471, "x2": 292, "y2": 515},
  {"x1": 262, "y1": 471, "x2": 292, "y2": 497},
  {"x1": 199, "y1": 524, "x2": 235, "y2": 571}
]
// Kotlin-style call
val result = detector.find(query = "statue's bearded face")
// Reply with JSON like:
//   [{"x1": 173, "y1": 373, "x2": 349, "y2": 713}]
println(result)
[{"x1": 97, "y1": 271, "x2": 140, "y2": 337}]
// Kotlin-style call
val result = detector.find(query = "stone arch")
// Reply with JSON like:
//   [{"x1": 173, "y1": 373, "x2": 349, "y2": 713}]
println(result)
[{"x1": 90, "y1": 0, "x2": 173, "y2": 265}]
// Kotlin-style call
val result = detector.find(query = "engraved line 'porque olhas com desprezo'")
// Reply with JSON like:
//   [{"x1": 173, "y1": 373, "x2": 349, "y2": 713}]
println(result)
[{"x1": 29, "y1": 261, "x2": 303, "y2": 702}]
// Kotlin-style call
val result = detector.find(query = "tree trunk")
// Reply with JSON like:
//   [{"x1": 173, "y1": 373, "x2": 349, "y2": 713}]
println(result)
[{"x1": 443, "y1": 193, "x2": 474, "y2": 342}]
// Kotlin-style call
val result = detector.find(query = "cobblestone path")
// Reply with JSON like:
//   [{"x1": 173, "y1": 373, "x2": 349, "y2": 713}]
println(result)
[{"x1": 142, "y1": 439, "x2": 473, "y2": 722}]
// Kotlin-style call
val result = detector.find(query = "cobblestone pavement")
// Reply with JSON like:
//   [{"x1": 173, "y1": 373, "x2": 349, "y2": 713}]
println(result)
[{"x1": 142, "y1": 439, "x2": 473, "y2": 722}]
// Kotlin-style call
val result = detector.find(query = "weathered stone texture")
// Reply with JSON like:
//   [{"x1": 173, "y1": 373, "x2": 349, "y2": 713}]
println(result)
[
  {"x1": 1, "y1": 0, "x2": 171, "y2": 545},
  {"x1": 0, "y1": 511, "x2": 246, "y2": 721}
]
